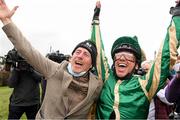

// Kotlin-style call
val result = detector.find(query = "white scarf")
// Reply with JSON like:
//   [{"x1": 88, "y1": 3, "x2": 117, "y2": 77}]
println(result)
[{"x1": 67, "y1": 63, "x2": 87, "y2": 77}]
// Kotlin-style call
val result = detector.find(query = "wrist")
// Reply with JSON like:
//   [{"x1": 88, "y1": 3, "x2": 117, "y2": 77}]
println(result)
[{"x1": 1, "y1": 18, "x2": 12, "y2": 26}]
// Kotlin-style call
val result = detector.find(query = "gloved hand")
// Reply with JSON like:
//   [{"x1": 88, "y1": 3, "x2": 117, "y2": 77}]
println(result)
[
  {"x1": 93, "y1": 1, "x2": 101, "y2": 20},
  {"x1": 170, "y1": 0, "x2": 180, "y2": 17}
]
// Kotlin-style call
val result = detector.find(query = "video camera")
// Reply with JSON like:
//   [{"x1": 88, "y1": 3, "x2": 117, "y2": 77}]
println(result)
[
  {"x1": 46, "y1": 50, "x2": 70, "y2": 63},
  {"x1": 5, "y1": 48, "x2": 32, "y2": 71}
]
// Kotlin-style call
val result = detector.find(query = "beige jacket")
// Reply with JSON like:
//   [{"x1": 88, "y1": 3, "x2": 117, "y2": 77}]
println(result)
[{"x1": 3, "y1": 23, "x2": 103, "y2": 119}]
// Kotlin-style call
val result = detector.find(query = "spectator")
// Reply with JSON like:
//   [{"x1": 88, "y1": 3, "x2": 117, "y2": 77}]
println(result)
[
  {"x1": 165, "y1": 62, "x2": 180, "y2": 118},
  {"x1": 6, "y1": 49, "x2": 42, "y2": 120},
  {"x1": 140, "y1": 60, "x2": 173, "y2": 119}
]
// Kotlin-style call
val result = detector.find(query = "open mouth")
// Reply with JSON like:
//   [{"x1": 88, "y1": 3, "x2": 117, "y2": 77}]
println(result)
[
  {"x1": 118, "y1": 63, "x2": 127, "y2": 68},
  {"x1": 75, "y1": 61, "x2": 83, "y2": 66}
]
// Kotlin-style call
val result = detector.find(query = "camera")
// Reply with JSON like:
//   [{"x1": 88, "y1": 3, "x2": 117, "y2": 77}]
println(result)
[
  {"x1": 5, "y1": 48, "x2": 32, "y2": 71},
  {"x1": 46, "y1": 51, "x2": 70, "y2": 63},
  {"x1": 5, "y1": 49, "x2": 21, "y2": 64}
]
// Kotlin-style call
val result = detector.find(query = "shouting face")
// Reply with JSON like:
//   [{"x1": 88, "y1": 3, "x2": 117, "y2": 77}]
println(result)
[
  {"x1": 70, "y1": 47, "x2": 92, "y2": 73},
  {"x1": 114, "y1": 51, "x2": 137, "y2": 78}
]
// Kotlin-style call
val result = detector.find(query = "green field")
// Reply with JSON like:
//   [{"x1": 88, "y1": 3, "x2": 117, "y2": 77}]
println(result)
[
  {"x1": 0, "y1": 86, "x2": 12, "y2": 119},
  {"x1": 0, "y1": 86, "x2": 26, "y2": 119}
]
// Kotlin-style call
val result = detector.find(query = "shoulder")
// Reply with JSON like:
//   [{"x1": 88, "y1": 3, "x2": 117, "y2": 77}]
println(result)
[
  {"x1": 89, "y1": 72, "x2": 103, "y2": 86},
  {"x1": 60, "y1": 60, "x2": 69, "y2": 70}
]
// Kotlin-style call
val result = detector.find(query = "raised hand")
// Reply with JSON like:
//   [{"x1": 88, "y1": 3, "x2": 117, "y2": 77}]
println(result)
[
  {"x1": 93, "y1": 1, "x2": 101, "y2": 20},
  {"x1": 96, "y1": 1, "x2": 101, "y2": 9},
  {"x1": 170, "y1": 0, "x2": 180, "y2": 16},
  {"x1": 0, "y1": 0, "x2": 18, "y2": 24}
]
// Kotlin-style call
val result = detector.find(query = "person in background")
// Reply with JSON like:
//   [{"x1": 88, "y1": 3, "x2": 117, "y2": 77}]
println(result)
[
  {"x1": 165, "y1": 58, "x2": 180, "y2": 118},
  {"x1": 5, "y1": 49, "x2": 42, "y2": 120},
  {"x1": 141, "y1": 60, "x2": 152, "y2": 74},
  {"x1": 171, "y1": 55, "x2": 180, "y2": 76},
  {"x1": 141, "y1": 60, "x2": 174, "y2": 119},
  {"x1": 0, "y1": 0, "x2": 103, "y2": 119}
]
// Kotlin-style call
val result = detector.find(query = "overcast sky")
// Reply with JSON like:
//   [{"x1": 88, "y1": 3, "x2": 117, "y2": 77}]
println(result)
[{"x1": 0, "y1": 0, "x2": 177, "y2": 64}]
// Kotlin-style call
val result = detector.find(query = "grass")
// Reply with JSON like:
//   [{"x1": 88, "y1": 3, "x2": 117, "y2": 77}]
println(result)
[
  {"x1": 0, "y1": 86, "x2": 26, "y2": 119},
  {"x1": 0, "y1": 86, "x2": 12, "y2": 119}
]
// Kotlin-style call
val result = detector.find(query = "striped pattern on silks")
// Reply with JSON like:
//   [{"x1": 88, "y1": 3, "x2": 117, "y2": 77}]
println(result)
[
  {"x1": 96, "y1": 16, "x2": 180, "y2": 119},
  {"x1": 87, "y1": 19, "x2": 110, "y2": 119},
  {"x1": 91, "y1": 20, "x2": 109, "y2": 82},
  {"x1": 139, "y1": 18, "x2": 179, "y2": 102},
  {"x1": 113, "y1": 80, "x2": 122, "y2": 120}
]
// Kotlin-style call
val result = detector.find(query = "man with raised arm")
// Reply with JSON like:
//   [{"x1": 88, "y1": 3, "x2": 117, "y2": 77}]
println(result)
[{"x1": 0, "y1": 1, "x2": 103, "y2": 119}]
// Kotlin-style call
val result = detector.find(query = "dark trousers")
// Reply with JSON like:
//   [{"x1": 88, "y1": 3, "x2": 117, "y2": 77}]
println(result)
[{"x1": 8, "y1": 104, "x2": 39, "y2": 120}]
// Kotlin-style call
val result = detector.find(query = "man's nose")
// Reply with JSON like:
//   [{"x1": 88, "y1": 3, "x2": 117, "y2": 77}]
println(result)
[{"x1": 77, "y1": 53, "x2": 83, "y2": 58}]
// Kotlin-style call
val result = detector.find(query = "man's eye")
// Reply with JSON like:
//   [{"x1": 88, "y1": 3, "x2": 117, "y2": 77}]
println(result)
[
  {"x1": 84, "y1": 53, "x2": 90, "y2": 57},
  {"x1": 75, "y1": 51, "x2": 80, "y2": 54}
]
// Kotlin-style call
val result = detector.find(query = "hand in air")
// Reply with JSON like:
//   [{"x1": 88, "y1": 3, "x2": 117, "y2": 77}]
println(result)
[{"x1": 0, "y1": 0, "x2": 18, "y2": 21}]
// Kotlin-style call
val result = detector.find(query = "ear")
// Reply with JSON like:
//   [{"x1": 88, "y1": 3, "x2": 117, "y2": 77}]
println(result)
[{"x1": 90, "y1": 65, "x2": 93, "y2": 69}]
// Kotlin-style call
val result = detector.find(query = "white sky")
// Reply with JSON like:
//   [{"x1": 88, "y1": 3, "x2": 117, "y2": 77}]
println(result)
[{"x1": 0, "y1": 0, "x2": 177, "y2": 64}]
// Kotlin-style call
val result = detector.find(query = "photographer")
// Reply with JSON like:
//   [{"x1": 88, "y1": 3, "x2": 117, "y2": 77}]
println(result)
[{"x1": 6, "y1": 49, "x2": 42, "y2": 120}]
